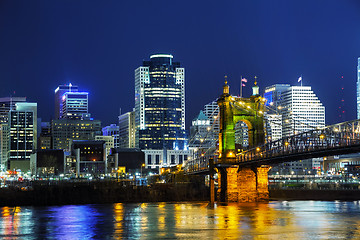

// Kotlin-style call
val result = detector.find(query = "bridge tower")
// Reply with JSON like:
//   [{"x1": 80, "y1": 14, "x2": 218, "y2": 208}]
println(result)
[{"x1": 215, "y1": 77, "x2": 269, "y2": 202}]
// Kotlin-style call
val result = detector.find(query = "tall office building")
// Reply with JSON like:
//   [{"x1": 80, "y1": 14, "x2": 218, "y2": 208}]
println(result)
[
  {"x1": 264, "y1": 84, "x2": 325, "y2": 137},
  {"x1": 61, "y1": 92, "x2": 89, "y2": 119},
  {"x1": 135, "y1": 54, "x2": 189, "y2": 169},
  {"x1": 0, "y1": 97, "x2": 27, "y2": 169},
  {"x1": 135, "y1": 54, "x2": 187, "y2": 150},
  {"x1": 281, "y1": 86, "x2": 325, "y2": 136},
  {"x1": 8, "y1": 102, "x2": 37, "y2": 171},
  {"x1": 357, "y1": 57, "x2": 360, "y2": 119},
  {"x1": 54, "y1": 84, "x2": 78, "y2": 119},
  {"x1": 118, "y1": 111, "x2": 135, "y2": 148}
]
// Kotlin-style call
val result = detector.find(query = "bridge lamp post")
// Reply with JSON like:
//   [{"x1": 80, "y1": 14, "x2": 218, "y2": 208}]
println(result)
[
  {"x1": 284, "y1": 141, "x2": 289, "y2": 151},
  {"x1": 319, "y1": 134, "x2": 325, "y2": 147}
]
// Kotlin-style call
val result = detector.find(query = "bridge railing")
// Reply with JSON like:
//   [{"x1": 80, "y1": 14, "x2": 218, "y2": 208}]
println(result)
[
  {"x1": 184, "y1": 155, "x2": 218, "y2": 173},
  {"x1": 236, "y1": 119, "x2": 360, "y2": 163}
]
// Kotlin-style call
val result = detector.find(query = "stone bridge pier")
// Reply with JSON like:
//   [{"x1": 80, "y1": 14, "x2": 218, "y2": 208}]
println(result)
[{"x1": 216, "y1": 166, "x2": 269, "y2": 202}]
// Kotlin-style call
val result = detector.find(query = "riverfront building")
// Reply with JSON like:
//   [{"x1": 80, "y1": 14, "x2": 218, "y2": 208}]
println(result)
[{"x1": 135, "y1": 54, "x2": 189, "y2": 169}]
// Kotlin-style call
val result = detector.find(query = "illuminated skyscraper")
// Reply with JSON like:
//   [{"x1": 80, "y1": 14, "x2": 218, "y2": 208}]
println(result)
[
  {"x1": 61, "y1": 92, "x2": 89, "y2": 119},
  {"x1": 135, "y1": 54, "x2": 187, "y2": 150},
  {"x1": 357, "y1": 57, "x2": 360, "y2": 119},
  {"x1": 135, "y1": 54, "x2": 189, "y2": 169},
  {"x1": 54, "y1": 84, "x2": 78, "y2": 119}
]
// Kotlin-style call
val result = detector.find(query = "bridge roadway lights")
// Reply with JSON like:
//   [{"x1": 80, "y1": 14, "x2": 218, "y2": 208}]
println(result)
[{"x1": 216, "y1": 165, "x2": 270, "y2": 202}]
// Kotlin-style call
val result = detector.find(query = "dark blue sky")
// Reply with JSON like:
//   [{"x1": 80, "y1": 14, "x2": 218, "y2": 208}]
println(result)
[{"x1": 1, "y1": 0, "x2": 360, "y2": 128}]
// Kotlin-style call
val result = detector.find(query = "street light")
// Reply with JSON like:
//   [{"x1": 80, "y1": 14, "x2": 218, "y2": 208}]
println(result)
[{"x1": 141, "y1": 163, "x2": 145, "y2": 177}]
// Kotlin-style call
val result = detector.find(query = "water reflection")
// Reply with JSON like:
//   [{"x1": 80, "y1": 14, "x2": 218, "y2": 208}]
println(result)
[{"x1": 1, "y1": 201, "x2": 360, "y2": 239}]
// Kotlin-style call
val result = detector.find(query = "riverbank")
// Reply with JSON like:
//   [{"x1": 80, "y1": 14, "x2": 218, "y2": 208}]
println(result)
[
  {"x1": 269, "y1": 189, "x2": 360, "y2": 201},
  {"x1": 0, "y1": 180, "x2": 209, "y2": 207},
  {"x1": 2, "y1": 181, "x2": 360, "y2": 206}
]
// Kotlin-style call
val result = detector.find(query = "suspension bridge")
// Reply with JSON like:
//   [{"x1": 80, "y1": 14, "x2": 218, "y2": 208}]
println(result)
[{"x1": 184, "y1": 79, "x2": 360, "y2": 203}]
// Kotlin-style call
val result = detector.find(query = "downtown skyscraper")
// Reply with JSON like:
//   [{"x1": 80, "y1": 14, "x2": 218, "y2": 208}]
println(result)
[{"x1": 135, "y1": 54, "x2": 189, "y2": 168}]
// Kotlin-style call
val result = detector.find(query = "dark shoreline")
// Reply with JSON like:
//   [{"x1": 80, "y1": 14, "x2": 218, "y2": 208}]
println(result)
[
  {"x1": 2, "y1": 181, "x2": 360, "y2": 207},
  {"x1": 269, "y1": 189, "x2": 360, "y2": 201},
  {"x1": 0, "y1": 181, "x2": 209, "y2": 207}
]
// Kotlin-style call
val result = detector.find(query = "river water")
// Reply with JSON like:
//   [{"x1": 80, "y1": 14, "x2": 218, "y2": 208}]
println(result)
[{"x1": 1, "y1": 201, "x2": 360, "y2": 239}]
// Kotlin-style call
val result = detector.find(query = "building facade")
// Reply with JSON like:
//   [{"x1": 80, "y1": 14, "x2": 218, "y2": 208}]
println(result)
[
  {"x1": 95, "y1": 135, "x2": 114, "y2": 156},
  {"x1": 135, "y1": 54, "x2": 188, "y2": 169},
  {"x1": 264, "y1": 113, "x2": 282, "y2": 142},
  {"x1": 135, "y1": 54, "x2": 187, "y2": 151},
  {"x1": 61, "y1": 92, "x2": 89, "y2": 119},
  {"x1": 0, "y1": 124, "x2": 9, "y2": 170},
  {"x1": 118, "y1": 111, "x2": 135, "y2": 148},
  {"x1": 281, "y1": 86, "x2": 325, "y2": 137},
  {"x1": 102, "y1": 124, "x2": 120, "y2": 148},
  {"x1": 202, "y1": 100, "x2": 220, "y2": 144},
  {"x1": 189, "y1": 110, "x2": 212, "y2": 148},
  {"x1": 51, "y1": 119, "x2": 102, "y2": 150},
  {"x1": 8, "y1": 102, "x2": 37, "y2": 171}
]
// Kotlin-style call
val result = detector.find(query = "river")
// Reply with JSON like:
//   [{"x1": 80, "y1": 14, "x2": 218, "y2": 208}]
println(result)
[{"x1": 1, "y1": 201, "x2": 360, "y2": 239}]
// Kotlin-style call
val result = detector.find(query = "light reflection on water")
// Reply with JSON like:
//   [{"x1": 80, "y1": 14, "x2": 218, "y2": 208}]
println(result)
[{"x1": 0, "y1": 201, "x2": 360, "y2": 239}]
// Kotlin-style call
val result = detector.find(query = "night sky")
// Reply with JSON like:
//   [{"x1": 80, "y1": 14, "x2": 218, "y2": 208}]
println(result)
[{"x1": 1, "y1": 1, "x2": 360, "y2": 129}]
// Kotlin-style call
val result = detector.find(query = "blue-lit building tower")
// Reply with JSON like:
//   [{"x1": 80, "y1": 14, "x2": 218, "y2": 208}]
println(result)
[{"x1": 135, "y1": 54, "x2": 189, "y2": 169}]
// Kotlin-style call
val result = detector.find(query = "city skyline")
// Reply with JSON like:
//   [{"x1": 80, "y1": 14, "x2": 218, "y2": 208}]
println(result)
[{"x1": 1, "y1": 1, "x2": 360, "y2": 128}]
